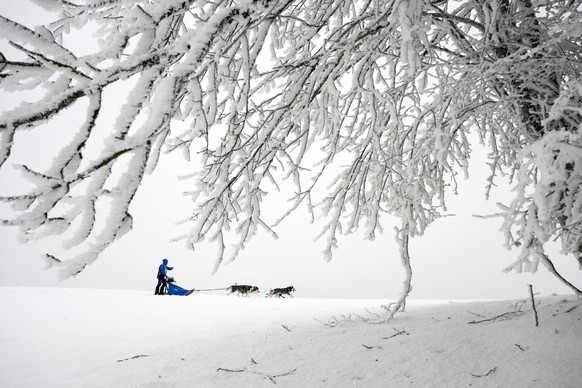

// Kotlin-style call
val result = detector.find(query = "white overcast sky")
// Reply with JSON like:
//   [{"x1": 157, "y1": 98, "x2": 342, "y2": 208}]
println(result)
[{"x1": 0, "y1": 0, "x2": 579, "y2": 299}]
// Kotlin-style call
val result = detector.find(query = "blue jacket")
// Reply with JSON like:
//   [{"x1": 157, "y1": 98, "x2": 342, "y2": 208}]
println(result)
[{"x1": 157, "y1": 261, "x2": 173, "y2": 279}]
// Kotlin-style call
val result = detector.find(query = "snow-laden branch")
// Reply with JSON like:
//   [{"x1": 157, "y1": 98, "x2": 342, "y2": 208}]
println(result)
[{"x1": 1, "y1": 0, "x2": 581, "y2": 307}]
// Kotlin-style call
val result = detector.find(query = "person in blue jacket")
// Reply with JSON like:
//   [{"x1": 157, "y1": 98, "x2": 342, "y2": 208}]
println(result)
[{"x1": 155, "y1": 258, "x2": 174, "y2": 295}]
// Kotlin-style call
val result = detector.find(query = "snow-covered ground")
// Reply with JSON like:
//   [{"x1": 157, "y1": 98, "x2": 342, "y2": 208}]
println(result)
[{"x1": 1, "y1": 287, "x2": 580, "y2": 387}]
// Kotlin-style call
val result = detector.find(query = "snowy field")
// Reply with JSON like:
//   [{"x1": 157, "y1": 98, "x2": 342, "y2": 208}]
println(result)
[{"x1": 1, "y1": 287, "x2": 581, "y2": 388}]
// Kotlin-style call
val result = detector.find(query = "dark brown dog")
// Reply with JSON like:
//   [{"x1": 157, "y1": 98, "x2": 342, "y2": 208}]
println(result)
[
  {"x1": 226, "y1": 284, "x2": 260, "y2": 297},
  {"x1": 266, "y1": 286, "x2": 296, "y2": 298}
]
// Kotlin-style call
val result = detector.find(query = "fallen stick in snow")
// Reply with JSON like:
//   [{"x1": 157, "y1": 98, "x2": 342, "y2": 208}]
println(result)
[
  {"x1": 528, "y1": 284, "x2": 539, "y2": 327},
  {"x1": 514, "y1": 343, "x2": 527, "y2": 352},
  {"x1": 314, "y1": 318, "x2": 336, "y2": 327},
  {"x1": 467, "y1": 312, "x2": 512, "y2": 324},
  {"x1": 470, "y1": 367, "x2": 497, "y2": 378},
  {"x1": 217, "y1": 366, "x2": 297, "y2": 385},
  {"x1": 217, "y1": 367, "x2": 245, "y2": 373},
  {"x1": 116, "y1": 354, "x2": 149, "y2": 362},
  {"x1": 256, "y1": 368, "x2": 297, "y2": 384},
  {"x1": 467, "y1": 310, "x2": 524, "y2": 324},
  {"x1": 314, "y1": 317, "x2": 347, "y2": 327},
  {"x1": 564, "y1": 305, "x2": 578, "y2": 313},
  {"x1": 552, "y1": 302, "x2": 578, "y2": 317},
  {"x1": 382, "y1": 328, "x2": 409, "y2": 340},
  {"x1": 362, "y1": 344, "x2": 382, "y2": 350}
]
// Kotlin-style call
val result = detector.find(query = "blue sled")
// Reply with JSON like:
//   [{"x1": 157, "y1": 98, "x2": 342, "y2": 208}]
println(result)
[{"x1": 168, "y1": 283, "x2": 195, "y2": 296}]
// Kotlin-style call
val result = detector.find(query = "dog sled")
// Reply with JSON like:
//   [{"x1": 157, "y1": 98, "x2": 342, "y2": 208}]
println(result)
[
  {"x1": 166, "y1": 277, "x2": 228, "y2": 296},
  {"x1": 164, "y1": 279, "x2": 294, "y2": 297},
  {"x1": 167, "y1": 282, "x2": 195, "y2": 296}
]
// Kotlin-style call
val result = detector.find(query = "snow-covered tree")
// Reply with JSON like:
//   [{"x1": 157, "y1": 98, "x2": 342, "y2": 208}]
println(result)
[{"x1": 1, "y1": 0, "x2": 581, "y2": 313}]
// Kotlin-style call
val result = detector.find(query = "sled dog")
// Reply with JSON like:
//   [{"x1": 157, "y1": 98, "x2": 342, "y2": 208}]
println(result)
[
  {"x1": 226, "y1": 284, "x2": 260, "y2": 296},
  {"x1": 266, "y1": 286, "x2": 296, "y2": 298}
]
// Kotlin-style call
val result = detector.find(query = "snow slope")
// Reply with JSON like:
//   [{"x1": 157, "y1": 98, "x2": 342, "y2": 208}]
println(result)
[{"x1": 1, "y1": 287, "x2": 580, "y2": 387}]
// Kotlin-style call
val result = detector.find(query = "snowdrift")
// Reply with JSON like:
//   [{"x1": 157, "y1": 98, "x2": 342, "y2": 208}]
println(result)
[{"x1": 0, "y1": 287, "x2": 580, "y2": 387}]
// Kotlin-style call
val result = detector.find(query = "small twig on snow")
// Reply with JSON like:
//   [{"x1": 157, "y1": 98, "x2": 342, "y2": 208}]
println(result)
[
  {"x1": 528, "y1": 284, "x2": 539, "y2": 327},
  {"x1": 281, "y1": 324, "x2": 291, "y2": 332},
  {"x1": 362, "y1": 344, "x2": 382, "y2": 350},
  {"x1": 217, "y1": 367, "x2": 245, "y2": 373},
  {"x1": 467, "y1": 310, "x2": 524, "y2": 324},
  {"x1": 564, "y1": 305, "x2": 578, "y2": 313},
  {"x1": 382, "y1": 328, "x2": 409, "y2": 340},
  {"x1": 468, "y1": 312, "x2": 511, "y2": 324},
  {"x1": 314, "y1": 316, "x2": 347, "y2": 327},
  {"x1": 116, "y1": 354, "x2": 148, "y2": 362},
  {"x1": 467, "y1": 311, "x2": 485, "y2": 318},
  {"x1": 512, "y1": 299, "x2": 527, "y2": 312},
  {"x1": 217, "y1": 362, "x2": 297, "y2": 385},
  {"x1": 515, "y1": 343, "x2": 527, "y2": 351},
  {"x1": 354, "y1": 313, "x2": 391, "y2": 324},
  {"x1": 314, "y1": 318, "x2": 336, "y2": 327},
  {"x1": 256, "y1": 368, "x2": 297, "y2": 385},
  {"x1": 553, "y1": 303, "x2": 578, "y2": 316},
  {"x1": 470, "y1": 367, "x2": 497, "y2": 377}
]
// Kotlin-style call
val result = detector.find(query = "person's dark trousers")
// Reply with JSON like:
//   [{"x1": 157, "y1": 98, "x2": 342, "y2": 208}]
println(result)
[{"x1": 155, "y1": 277, "x2": 167, "y2": 295}]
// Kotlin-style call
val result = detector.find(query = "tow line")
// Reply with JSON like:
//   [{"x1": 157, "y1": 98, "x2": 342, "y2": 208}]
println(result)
[{"x1": 192, "y1": 287, "x2": 229, "y2": 292}]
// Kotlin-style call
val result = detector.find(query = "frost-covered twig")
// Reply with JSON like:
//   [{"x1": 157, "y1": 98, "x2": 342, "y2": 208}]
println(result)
[
  {"x1": 541, "y1": 254, "x2": 582, "y2": 296},
  {"x1": 381, "y1": 222, "x2": 413, "y2": 319}
]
